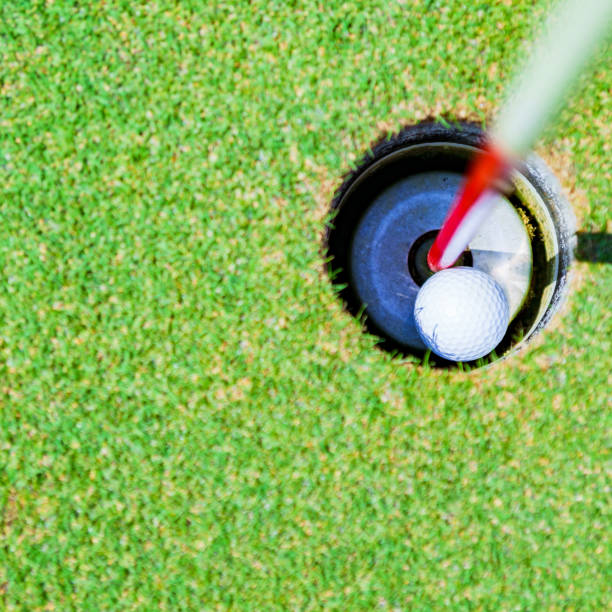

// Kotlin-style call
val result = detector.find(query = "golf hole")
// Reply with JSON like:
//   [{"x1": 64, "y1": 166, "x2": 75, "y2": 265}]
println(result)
[{"x1": 324, "y1": 120, "x2": 575, "y2": 368}]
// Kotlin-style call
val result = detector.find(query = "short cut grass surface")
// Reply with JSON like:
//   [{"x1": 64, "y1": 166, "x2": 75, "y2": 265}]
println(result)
[{"x1": 0, "y1": 0, "x2": 610, "y2": 610}]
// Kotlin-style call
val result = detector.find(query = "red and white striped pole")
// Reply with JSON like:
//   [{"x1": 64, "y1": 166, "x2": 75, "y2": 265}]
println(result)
[
  {"x1": 427, "y1": 0, "x2": 612, "y2": 273},
  {"x1": 427, "y1": 143, "x2": 510, "y2": 272}
]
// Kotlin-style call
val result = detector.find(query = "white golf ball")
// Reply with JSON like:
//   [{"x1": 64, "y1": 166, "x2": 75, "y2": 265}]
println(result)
[{"x1": 414, "y1": 267, "x2": 510, "y2": 362}]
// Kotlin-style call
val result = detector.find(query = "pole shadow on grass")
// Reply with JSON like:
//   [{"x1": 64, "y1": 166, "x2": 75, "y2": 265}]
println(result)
[{"x1": 575, "y1": 232, "x2": 612, "y2": 264}]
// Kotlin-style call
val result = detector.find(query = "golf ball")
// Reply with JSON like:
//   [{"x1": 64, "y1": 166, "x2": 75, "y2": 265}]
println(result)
[{"x1": 414, "y1": 267, "x2": 510, "y2": 362}]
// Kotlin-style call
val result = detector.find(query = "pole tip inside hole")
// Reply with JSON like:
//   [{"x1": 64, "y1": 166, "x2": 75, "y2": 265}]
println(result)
[{"x1": 407, "y1": 229, "x2": 473, "y2": 286}]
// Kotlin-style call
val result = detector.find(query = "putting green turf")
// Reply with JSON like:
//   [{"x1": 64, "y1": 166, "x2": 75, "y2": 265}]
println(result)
[{"x1": 0, "y1": 0, "x2": 610, "y2": 609}]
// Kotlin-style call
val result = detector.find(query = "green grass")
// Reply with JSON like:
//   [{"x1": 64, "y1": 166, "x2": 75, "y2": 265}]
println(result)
[{"x1": 0, "y1": 0, "x2": 610, "y2": 609}]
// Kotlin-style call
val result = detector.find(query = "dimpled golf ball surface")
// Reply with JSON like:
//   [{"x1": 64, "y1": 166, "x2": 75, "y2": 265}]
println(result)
[{"x1": 414, "y1": 267, "x2": 510, "y2": 362}]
